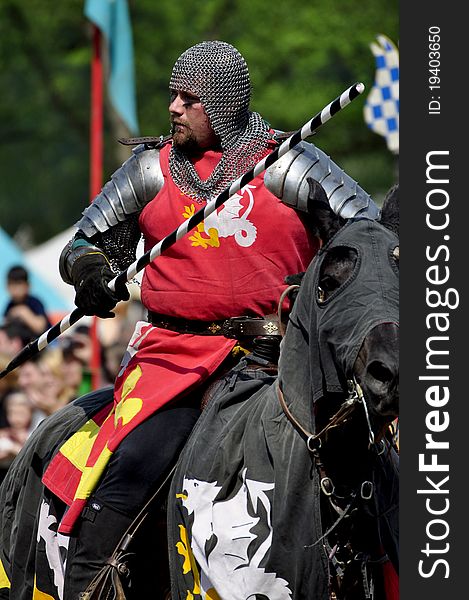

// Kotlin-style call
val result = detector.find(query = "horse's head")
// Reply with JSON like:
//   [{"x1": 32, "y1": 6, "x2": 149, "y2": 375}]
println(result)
[{"x1": 279, "y1": 182, "x2": 399, "y2": 434}]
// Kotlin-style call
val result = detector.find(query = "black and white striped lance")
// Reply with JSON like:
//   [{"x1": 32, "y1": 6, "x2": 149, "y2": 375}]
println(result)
[
  {"x1": 0, "y1": 308, "x2": 85, "y2": 378},
  {"x1": 0, "y1": 82, "x2": 364, "y2": 379}
]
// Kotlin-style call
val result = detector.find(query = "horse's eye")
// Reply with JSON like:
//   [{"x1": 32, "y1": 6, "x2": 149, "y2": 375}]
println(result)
[
  {"x1": 319, "y1": 276, "x2": 338, "y2": 292},
  {"x1": 317, "y1": 276, "x2": 339, "y2": 303},
  {"x1": 317, "y1": 246, "x2": 358, "y2": 303}
]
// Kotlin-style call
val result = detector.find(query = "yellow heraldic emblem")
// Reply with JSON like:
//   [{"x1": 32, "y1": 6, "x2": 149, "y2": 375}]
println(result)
[
  {"x1": 176, "y1": 524, "x2": 201, "y2": 597},
  {"x1": 32, "y1": 575, "x2": 56, "y2": 599},
  {"x1": 114, "y1": 365, "x2": 144, "y2": 428},
  {"x1": 175, "y1": 525, "x2": 221, "y2": 600},
  {"x1": 183, "y1": 204, "x2": 220, "y2": 249},
  {"x1": 0, "y1": 558, "x2": 10, "y2": 589}
]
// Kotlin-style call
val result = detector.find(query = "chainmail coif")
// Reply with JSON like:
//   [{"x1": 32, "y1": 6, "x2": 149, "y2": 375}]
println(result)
[{"x1": 169, "y1": 40, "x2": 271, "y2": 203}]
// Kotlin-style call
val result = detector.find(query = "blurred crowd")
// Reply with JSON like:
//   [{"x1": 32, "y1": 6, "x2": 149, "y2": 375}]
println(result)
[{"x1": 0, "y1": 265, "x2": 145, "y2": 482}]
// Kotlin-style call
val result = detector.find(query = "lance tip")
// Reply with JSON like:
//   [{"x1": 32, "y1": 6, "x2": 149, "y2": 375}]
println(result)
[{"x1": 356, "y1": 82, "x2": 365, "y2": 94}]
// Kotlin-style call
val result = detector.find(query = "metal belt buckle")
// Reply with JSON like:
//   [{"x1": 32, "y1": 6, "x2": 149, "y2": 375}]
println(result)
[
  {"x1": 221, "y1": 317, "x2": 240, "y2": 339},
  {"x1": 262, "y1": 319, "x2": 279, "y2": 335},
  {"x1": 207, "y1": 322, "x2": 222, "y2": 334}
]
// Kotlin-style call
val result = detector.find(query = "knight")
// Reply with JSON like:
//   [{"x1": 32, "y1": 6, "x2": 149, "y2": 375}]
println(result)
[{"x1": 51, "y1": 40, "x2": 379, "y2": 598}]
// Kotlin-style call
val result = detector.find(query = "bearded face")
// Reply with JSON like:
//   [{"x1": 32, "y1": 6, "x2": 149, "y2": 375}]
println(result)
[{"x1": 169, "y1": 90, "x2": 219, "y2": 153}]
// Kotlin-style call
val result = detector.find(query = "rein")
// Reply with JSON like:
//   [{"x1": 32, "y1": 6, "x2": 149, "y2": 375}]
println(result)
[
  {"x1": 277, "y1": 380, "x2": 388, "y2": 599},
  {"x1": 276, "y1": 378, "x2": 374, "y2": 451}
]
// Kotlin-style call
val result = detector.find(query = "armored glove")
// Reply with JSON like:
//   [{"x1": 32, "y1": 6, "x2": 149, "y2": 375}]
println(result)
[{"x1": 70, "y1": 252, "x2": 130, "y2": 318}]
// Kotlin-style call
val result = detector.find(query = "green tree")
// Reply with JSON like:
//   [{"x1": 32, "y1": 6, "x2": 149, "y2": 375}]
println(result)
[{"x1": 0, "y1": 0, "x2": 398, "y2": 246}]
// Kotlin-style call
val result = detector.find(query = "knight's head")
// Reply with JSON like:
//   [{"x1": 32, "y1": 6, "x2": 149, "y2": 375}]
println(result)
[{"x1": 169, "y1": 41, "x2": 252, "y2": 150}]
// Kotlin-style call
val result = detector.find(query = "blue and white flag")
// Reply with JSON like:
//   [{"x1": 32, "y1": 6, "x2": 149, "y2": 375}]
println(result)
[
  {"x1": 85, "y1": 0, "x2": 139, "y2": 134},
  {"x1": 363, "y1": 35, "x2": 399, "y2": 154}
]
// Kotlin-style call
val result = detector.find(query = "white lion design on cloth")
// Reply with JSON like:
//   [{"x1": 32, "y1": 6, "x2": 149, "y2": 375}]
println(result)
[
  {"x1": 176, "y1": 469, "x2": 292, "y2": 600},
  {"x1": 203, "y1": 184, "x2": 258, "y2": 248}
]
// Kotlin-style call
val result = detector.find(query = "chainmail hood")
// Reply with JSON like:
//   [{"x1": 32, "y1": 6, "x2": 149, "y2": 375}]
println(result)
[{"x1": 169, "y1": 40, "x2": 271, "y2": 203}]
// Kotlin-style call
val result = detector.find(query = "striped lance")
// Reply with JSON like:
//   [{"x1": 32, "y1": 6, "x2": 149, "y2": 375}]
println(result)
[{"x1": 0, "y1": 82, "x2": 365, "y2": 379}]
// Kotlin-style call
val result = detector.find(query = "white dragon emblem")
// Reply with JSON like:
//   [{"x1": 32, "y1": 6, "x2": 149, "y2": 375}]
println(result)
[
  {"x1": 178, "y1": 469, "x2": 292, "y2": 599},
  {"x1": 37, "y1": 499, "x2": 70, "y2": 599},
  {"x1": 203, "y1": 184, "x2": 258, "y2": 247}
]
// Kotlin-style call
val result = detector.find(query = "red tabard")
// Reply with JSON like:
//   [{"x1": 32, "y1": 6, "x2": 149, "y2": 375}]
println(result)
[
  {"x1": 118, "y1": 138, "x2": 319, "y2": 416},
  {"x1": 139, "y1": 141, "x2": 319, "y2": 320}
]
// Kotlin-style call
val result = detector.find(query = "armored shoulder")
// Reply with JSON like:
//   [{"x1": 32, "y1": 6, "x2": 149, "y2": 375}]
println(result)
[
  {"x1": 76, "y1": 143, "x2": 165, "y2": 237},
  {"x1": 264, "y1": 140, "x2": 380, "y2": 220}
]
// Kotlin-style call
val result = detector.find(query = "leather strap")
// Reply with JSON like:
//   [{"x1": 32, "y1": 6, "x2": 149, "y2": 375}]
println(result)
[
  {"x1": 118, "y1": 134, "x2": 172, "y2": 148},
  {"x1": 277, "y1": 382, "x2": 361, "y2": 451},
  {"x1": 147, "y1": 311, "x2": 282, "y2": 339}
]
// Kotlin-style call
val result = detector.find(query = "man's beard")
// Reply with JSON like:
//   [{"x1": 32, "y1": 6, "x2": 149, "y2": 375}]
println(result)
[
  {"x1": 171, "y1": 122, "x2": 200, "y2": 155},
  {"x1": 170, "y1": 121, "x2": 221, "y2": 155}
]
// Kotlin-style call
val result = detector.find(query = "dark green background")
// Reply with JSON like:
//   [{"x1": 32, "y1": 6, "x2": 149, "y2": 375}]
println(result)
[{"x1": 0, "y1": 0, "x2": 398, "y2": 246}]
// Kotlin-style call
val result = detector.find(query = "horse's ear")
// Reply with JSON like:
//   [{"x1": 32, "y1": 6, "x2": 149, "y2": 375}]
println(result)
[
  {"x1": 305, "y1": 178, "x2": 343, "y2": 243},
  {"x1": 379, "y1": 183, "x2": 399, "y2": 236}
]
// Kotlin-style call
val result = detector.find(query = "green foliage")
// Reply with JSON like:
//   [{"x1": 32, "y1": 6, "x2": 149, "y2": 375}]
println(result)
[{"x1": 0, "y1": 0, "x2": 398, "y2": 245}]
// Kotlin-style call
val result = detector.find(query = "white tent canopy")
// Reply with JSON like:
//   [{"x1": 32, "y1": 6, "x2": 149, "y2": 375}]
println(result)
[{"x1": 0, "y1": 226, "x2": 74, "y2": 318}]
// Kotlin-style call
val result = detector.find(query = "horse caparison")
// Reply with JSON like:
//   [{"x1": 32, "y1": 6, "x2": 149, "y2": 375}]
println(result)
[{"x1": 168, "y1": 182, "x2": 399, "y2": 600}]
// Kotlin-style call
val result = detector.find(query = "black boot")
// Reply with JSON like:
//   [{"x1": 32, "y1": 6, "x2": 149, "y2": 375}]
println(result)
[{"x1": 63, "y1": 497, "x2": 133, "y2": 600}]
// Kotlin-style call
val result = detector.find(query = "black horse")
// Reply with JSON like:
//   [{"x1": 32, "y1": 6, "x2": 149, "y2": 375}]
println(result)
[
  {"x1": 167, "y1": 183, "x2": 399, "y2": 600},
  {"x1": 0, "y1": 185, "x2": 399, "y2": 600}
]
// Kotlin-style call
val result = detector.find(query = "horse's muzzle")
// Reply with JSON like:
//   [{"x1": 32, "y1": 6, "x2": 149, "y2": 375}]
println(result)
[{"x1": 356, "y1": 322, "x2": 399, "y2": 419}]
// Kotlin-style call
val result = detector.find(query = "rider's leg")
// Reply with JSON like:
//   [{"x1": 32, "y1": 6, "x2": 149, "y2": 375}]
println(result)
[
  {"x1": 63, "y1": 399, "x2": 200, "y2": 600},
  {"x1": 63, "y1": 500, "x2": 133, "y2": 600}
]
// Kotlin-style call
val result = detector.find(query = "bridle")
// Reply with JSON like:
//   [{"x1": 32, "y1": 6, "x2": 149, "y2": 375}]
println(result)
[
  {"x1": 276, "y1": 378, "x2": 381, "y2": 526},
  {"x1": 277, "y1": 380, "x2": 395, "y2": 599},
  {"x1": 277, "y1": 377, "x2": 376, "y2": 451},
  {"x1": 276, "y1": 377, "x2": 385, "y2": 521}
]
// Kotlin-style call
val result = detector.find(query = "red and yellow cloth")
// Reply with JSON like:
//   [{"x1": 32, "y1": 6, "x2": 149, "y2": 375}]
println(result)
[{"x1": 43, "y1": 324, "x2": 236, "y2": 534}]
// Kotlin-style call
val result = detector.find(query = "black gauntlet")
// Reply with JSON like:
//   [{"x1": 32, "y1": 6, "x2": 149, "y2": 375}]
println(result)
[{"x1": 70, "y1": 251, "x2": 130, "y2": 319}]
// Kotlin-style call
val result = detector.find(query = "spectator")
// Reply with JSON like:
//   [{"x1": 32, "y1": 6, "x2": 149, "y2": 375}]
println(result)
[
  {"x1": 0, "y1": 391, "x2": 34, "y2": 478},
  {"x1": 0, "y1": 352, "x2": 19, "y2": 428},
  {"x1": 60, "y1": 325, "x2": 93, "y2": 398},
  {"x1": 41, "y1": 347, "x2": 77, "y2": 406},
  {"x1": 17, "y1": 348, "x2": 75, "y2": 427},
  {"x1": 3, "y1": 265, "x2": 51, "y2": 335},
  {"x1": 101, "y1": 341, "x2": 128, "y2": 386},
  {"x1": 0, "y1": 319, "x2": 35, "y2": 358},
  {"x1": 17, "y1": 355, "x2": 48, "y2": 428}
]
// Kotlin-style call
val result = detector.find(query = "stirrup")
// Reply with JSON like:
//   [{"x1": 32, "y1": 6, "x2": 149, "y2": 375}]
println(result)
[{"x1": 79, "y1": 551, "x2": 130, "y2": 600}]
